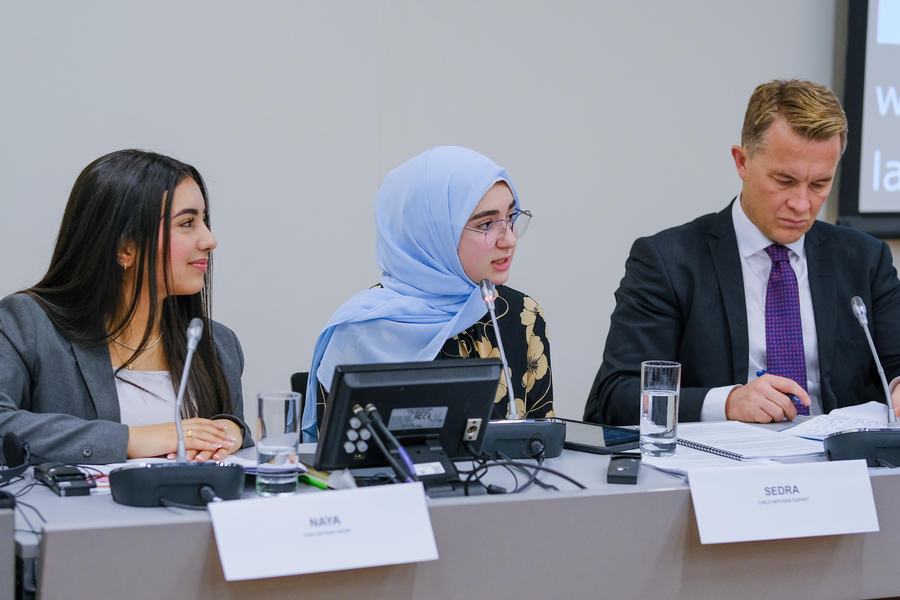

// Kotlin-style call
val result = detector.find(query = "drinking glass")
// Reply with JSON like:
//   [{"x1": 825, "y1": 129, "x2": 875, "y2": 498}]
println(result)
[
  {"x1": 640, "y1": 361, "x2": 681, "y2": 457},
  {"x1": 256, "y1": 391, "x2": 302, "y2": 496}
]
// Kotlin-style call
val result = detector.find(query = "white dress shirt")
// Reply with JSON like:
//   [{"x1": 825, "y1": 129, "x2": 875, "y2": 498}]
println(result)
[{"x1": 700, "y1": 198, "x2": 823, "y2": 420}]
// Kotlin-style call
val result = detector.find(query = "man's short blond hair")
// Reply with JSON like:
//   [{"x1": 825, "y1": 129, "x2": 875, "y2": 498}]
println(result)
[{"x1": 742, "y1": 79, "x2": 848, "y2": 156}]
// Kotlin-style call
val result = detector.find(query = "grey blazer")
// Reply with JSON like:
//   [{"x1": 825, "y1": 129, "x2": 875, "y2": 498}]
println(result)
[{"x1": 0, "y1": 293, "x2": 250, "y2": 464}]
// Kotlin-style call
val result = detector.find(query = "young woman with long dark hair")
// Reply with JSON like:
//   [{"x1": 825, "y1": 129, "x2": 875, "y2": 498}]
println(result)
[{"x1": 0, "y1": 150, "x2": 249, "y2": 464}]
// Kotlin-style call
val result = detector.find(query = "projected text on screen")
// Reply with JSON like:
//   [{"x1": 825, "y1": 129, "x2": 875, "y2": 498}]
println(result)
[{"x1": 860, "y1": 0, "x2": 900, "y2": 212}]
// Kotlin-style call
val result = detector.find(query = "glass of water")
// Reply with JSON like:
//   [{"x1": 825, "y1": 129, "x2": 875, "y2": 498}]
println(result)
[
  {"x1": 640, "y1": 361, "x2": 681, "y2": 457},
  {"x1": 256, "y1": 391, "x2": 302, "y2": 496}
]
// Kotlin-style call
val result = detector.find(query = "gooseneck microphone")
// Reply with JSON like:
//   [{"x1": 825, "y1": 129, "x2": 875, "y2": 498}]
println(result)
[
  {"x1": 174, "y1": 318, "x2": 205, "y2": 462},
  {"x1": 479, "y1": 279, "x2": 520, "y2": 420},
  {"x1": 850, "y1": 296, "x2": 897, "y2": 425},
  {"x1": 475, "y1": 280, "x2": 567, "y2": 460},
  {"x1": 823, "y1": 297, "x2": 900, "y2": 467},
  {"x1": 109, "y1": 317, "x2": 244, "y2": 507}
]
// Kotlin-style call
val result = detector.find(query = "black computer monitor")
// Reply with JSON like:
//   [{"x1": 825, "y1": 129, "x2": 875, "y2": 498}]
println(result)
[{"x1": 314, "y1": 358, "x2": 502, "y2": 496}]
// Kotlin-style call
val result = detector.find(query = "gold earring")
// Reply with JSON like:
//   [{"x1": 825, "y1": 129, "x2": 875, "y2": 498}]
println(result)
[{"x1": 121, "y1": 262, "x2": 128, "y2": 270}]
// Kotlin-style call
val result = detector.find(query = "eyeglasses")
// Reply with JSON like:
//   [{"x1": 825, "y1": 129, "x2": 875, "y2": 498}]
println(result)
[{"x1": 463, "y1": 210, "x2": 532, "y2": 248}]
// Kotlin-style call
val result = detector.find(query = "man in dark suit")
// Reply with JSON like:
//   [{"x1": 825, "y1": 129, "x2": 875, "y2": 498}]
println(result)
[{"x1": 585, "y1": 79, "x2": 900, "y2": 426}]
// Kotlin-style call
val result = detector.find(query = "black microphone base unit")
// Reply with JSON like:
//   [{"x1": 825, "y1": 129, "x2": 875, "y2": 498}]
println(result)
[
  {"x1": 109, "y1": 462, "x2": 245, "y2": 507},
  {"x1": 481, "y1": 419, "x2": 566, "y2": 459},
  {"x1": 824, "y1": 428, "x2": 900, "y2": 467}
]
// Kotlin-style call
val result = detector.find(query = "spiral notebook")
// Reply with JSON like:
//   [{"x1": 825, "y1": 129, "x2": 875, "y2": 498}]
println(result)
[
  {"x1": 642, "y1": 422, "x2": 824, "y2": 478},
  {"x1": 676, "y1": 422, "x2": 824, "y2": 460}
]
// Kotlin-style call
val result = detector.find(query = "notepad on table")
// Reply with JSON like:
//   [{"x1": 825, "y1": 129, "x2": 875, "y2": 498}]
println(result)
[{"x1": 642, "y1": 421, "x2": 823, "y2": 479}]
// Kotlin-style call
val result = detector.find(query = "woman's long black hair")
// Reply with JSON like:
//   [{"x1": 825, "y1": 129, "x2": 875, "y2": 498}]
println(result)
[{"x1": 24, "y1": 149, "x2": 232, "y2": 419}]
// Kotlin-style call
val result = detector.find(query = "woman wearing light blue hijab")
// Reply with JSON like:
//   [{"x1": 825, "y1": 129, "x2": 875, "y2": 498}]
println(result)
[{"x1": 303, "y1": 147, "x2": 552, "y2": 440}]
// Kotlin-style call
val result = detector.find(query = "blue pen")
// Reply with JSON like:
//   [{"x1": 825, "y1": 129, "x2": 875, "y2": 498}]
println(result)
[{"x1": 755, "y1": 370, "x2": 802, "y2": 405}]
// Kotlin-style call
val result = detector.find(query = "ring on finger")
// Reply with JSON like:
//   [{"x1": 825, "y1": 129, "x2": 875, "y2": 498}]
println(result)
[{"x1": 187, "y1": 429, "x2": 193, "y2": 438}]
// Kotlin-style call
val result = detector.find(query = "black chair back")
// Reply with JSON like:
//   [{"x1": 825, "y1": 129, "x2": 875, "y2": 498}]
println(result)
[{"x1": 290, "y1": 372, "x2": 309, "y2": 423}]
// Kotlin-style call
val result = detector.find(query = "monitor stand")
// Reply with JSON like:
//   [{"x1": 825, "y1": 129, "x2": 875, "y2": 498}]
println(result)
[{"x1": 394, "y1": 434, "x2": 486, "y2": 498}]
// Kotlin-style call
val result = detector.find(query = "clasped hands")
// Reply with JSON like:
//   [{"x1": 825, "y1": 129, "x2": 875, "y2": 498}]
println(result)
[{"x1": 127, "y1": 418, "x2": 242, "y2": 462}]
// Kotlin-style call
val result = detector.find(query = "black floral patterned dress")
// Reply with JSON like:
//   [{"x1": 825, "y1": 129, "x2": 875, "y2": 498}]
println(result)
[
  {"x1": 436, "y1": 285, "x2": 553, "y2": 420},
  {"x1": 315, "y1": 284, "x2": 553, "y2": 428}
]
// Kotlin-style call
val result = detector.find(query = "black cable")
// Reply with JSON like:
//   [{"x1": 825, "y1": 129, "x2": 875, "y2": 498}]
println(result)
[
  {"x1": 464, "y1": 457, "x2": 519, "y2": 496},
  {"x1": 365, "y1": 405, "x2": 420, "y2": 482},
  {"x1": 463, "y1": 442, "x2": 530, "y2": 494},
  {"x1": 462, "y1": 443, "x2": 586, "y2": 490},
  {"x1": 354, "y1": 406, "x2": 415, "y2": 483},
  {"x1": 500, "y1": 453, "x2": 544, "y2": 493},
  {"x1": 199, "y1": 485, "x2": 221, "y2": 503},
  {"x1": 66, "y1": 464, "x2": 109, "y2": 490},
  {"x1": 531, "y1": 477, "x2": 559, "y2": 492},
  {"x1": 69, "y1": 464, "x2": 105, "y2": 475},
  {"x1": 876, "y1": 458, "x2": 897, "y2": 468},
  {"x1": 465, "y1": 461, "x2": 523, "y2": 494},
  {"x1": 16, "y1": 504, "x2": 39, "y2": 537},
  {"x1": 72, "y1": 464, "x2": 107, "y2": 486},
  {"x1": 160, "y1": 498, "x2": 208, "y2": 511},
  {"x1": 497, "y1": 460, "x2": 586, "y2": 489},
  {"x1": 496, "y1": 446, "x2": 549, "y2": 493},
  {"x1": 461, "y1": 449, "x2": 491, "y2": 495},
  {"x1": 464, "y1": 441, "x2": 486, "y2": 461},
  {"x1": 463, "y1": 442, "x2": 504, "y2": 495},
  {"x1": 14, "y1": 481, "x2": 37, "y2": 497},
  {"x1": 364, "y1": 422, "x2": 413, "y2": 482},
  {"x1": 16, "y1": 500, "x2": 45, "y2": 523},
  {"x1": 33, "y1": 477, "x2": 53, "y2": 491},
  {"x1": 0, "y1": 475, "x2": 24, "y2": 489}
]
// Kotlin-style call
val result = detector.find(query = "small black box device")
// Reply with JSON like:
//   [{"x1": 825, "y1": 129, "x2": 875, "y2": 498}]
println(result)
[
  {"x1": 607, "y1": 454, "x2": 641, "y2": 485},
  {"x1": 34, "y1": 463, "x2": 95, "y2": 497}
]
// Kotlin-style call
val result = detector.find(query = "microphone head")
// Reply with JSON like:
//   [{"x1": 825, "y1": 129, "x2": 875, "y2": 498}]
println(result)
[
  {"x1": 479, "y1": 279, "x2": 496, "y2": 310},
  {"x1": 187, "y1": 318, "x2": 204, "y2": 346},
  {"x1": 479, "y1": 279, "x2": 495, "y2": 301},
  {"x1": 851, "y1": 296, "x2": 868, "y2": 325}
]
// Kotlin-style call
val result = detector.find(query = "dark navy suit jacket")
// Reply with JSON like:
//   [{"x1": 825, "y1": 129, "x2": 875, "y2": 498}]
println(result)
[{"x1": 585, "y1": 202, "x2": 900, "y2": 426}]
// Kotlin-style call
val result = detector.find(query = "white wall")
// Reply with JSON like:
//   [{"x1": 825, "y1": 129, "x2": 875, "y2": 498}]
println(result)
[{"x1": 0, "y1": 1, "x2": 843, "y2": 423}]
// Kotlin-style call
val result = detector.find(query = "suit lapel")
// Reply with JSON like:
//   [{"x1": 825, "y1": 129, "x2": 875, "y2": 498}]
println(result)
[
  {"x1": 708, "y1": 201, "x2": 750, "y2": 384},
  {"x1": 806, "y1": 223, "x2": 835, "y2": 411},
  {"x1": 71, "y1": 341, "x2": 121, "y2": 422}
]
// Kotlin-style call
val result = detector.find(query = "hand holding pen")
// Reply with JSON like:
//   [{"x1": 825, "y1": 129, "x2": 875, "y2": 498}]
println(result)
[
  {"x1": 755, "y1": 370, "x2": 806, "y2": 407},
  {"x1": 724, "y1": 371, "x2": 811, "y2": 423}
]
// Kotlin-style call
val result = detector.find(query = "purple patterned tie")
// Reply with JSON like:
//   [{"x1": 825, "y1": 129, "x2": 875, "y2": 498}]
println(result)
[{"x1": 764, "y1": 244, "x2": 809, "y2": 415}]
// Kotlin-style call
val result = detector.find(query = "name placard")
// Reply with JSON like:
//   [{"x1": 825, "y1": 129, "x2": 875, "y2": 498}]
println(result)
[
  {"x1": 688, "y1": 460, "x2": 878, "y2": 544},
  {"x1": 208, "y1": 482, "x2": 438, "y2": 580}
]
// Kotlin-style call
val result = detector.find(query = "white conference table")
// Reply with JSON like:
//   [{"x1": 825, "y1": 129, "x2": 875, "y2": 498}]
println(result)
[{"x1": 9, "y1": 442, "x2": 900, "y2": 600}]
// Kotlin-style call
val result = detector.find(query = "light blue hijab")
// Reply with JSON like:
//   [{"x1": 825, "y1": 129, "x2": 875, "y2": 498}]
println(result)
[{"x1": 302, "y1": 146, "x2": 520, "y2": 440}]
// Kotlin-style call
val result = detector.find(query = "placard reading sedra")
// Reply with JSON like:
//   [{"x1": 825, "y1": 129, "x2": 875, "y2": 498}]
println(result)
[
  {"x1": 208, "y1": 482, "x2": 438, "y2": 581},
  {"x1": 688, "y1": 460, "x2": 879, "y2": 544}
]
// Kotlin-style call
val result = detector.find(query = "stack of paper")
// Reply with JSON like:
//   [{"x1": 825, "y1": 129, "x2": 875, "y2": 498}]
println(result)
[
  {"x1": 782, "y1": 401, "x2": 894, "y2": 441},
  {"x1": 642, "y1": 445, "x2": 777, "y2": 478},
  {"x1": 677, "y1": 421, "x2": 824, "y2": 459},
  {"x1": 641, "y1": 421, "x2": 824, "y2": 479}
]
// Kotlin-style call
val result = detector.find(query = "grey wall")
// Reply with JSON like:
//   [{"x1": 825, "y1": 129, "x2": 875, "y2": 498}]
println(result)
[{"x1": 0, "y1": 1, "x2": 844, "y2": 424}]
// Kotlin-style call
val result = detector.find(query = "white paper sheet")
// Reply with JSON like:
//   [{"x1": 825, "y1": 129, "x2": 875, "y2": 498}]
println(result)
[{"x1": 782, "y1": 402, "x2": 896, "y2": 441}]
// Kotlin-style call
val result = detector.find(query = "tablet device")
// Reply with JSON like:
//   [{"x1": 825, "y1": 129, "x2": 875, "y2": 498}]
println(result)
[{"x1": 560, "y1": 419, "x2": 640, "y2": 454}]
